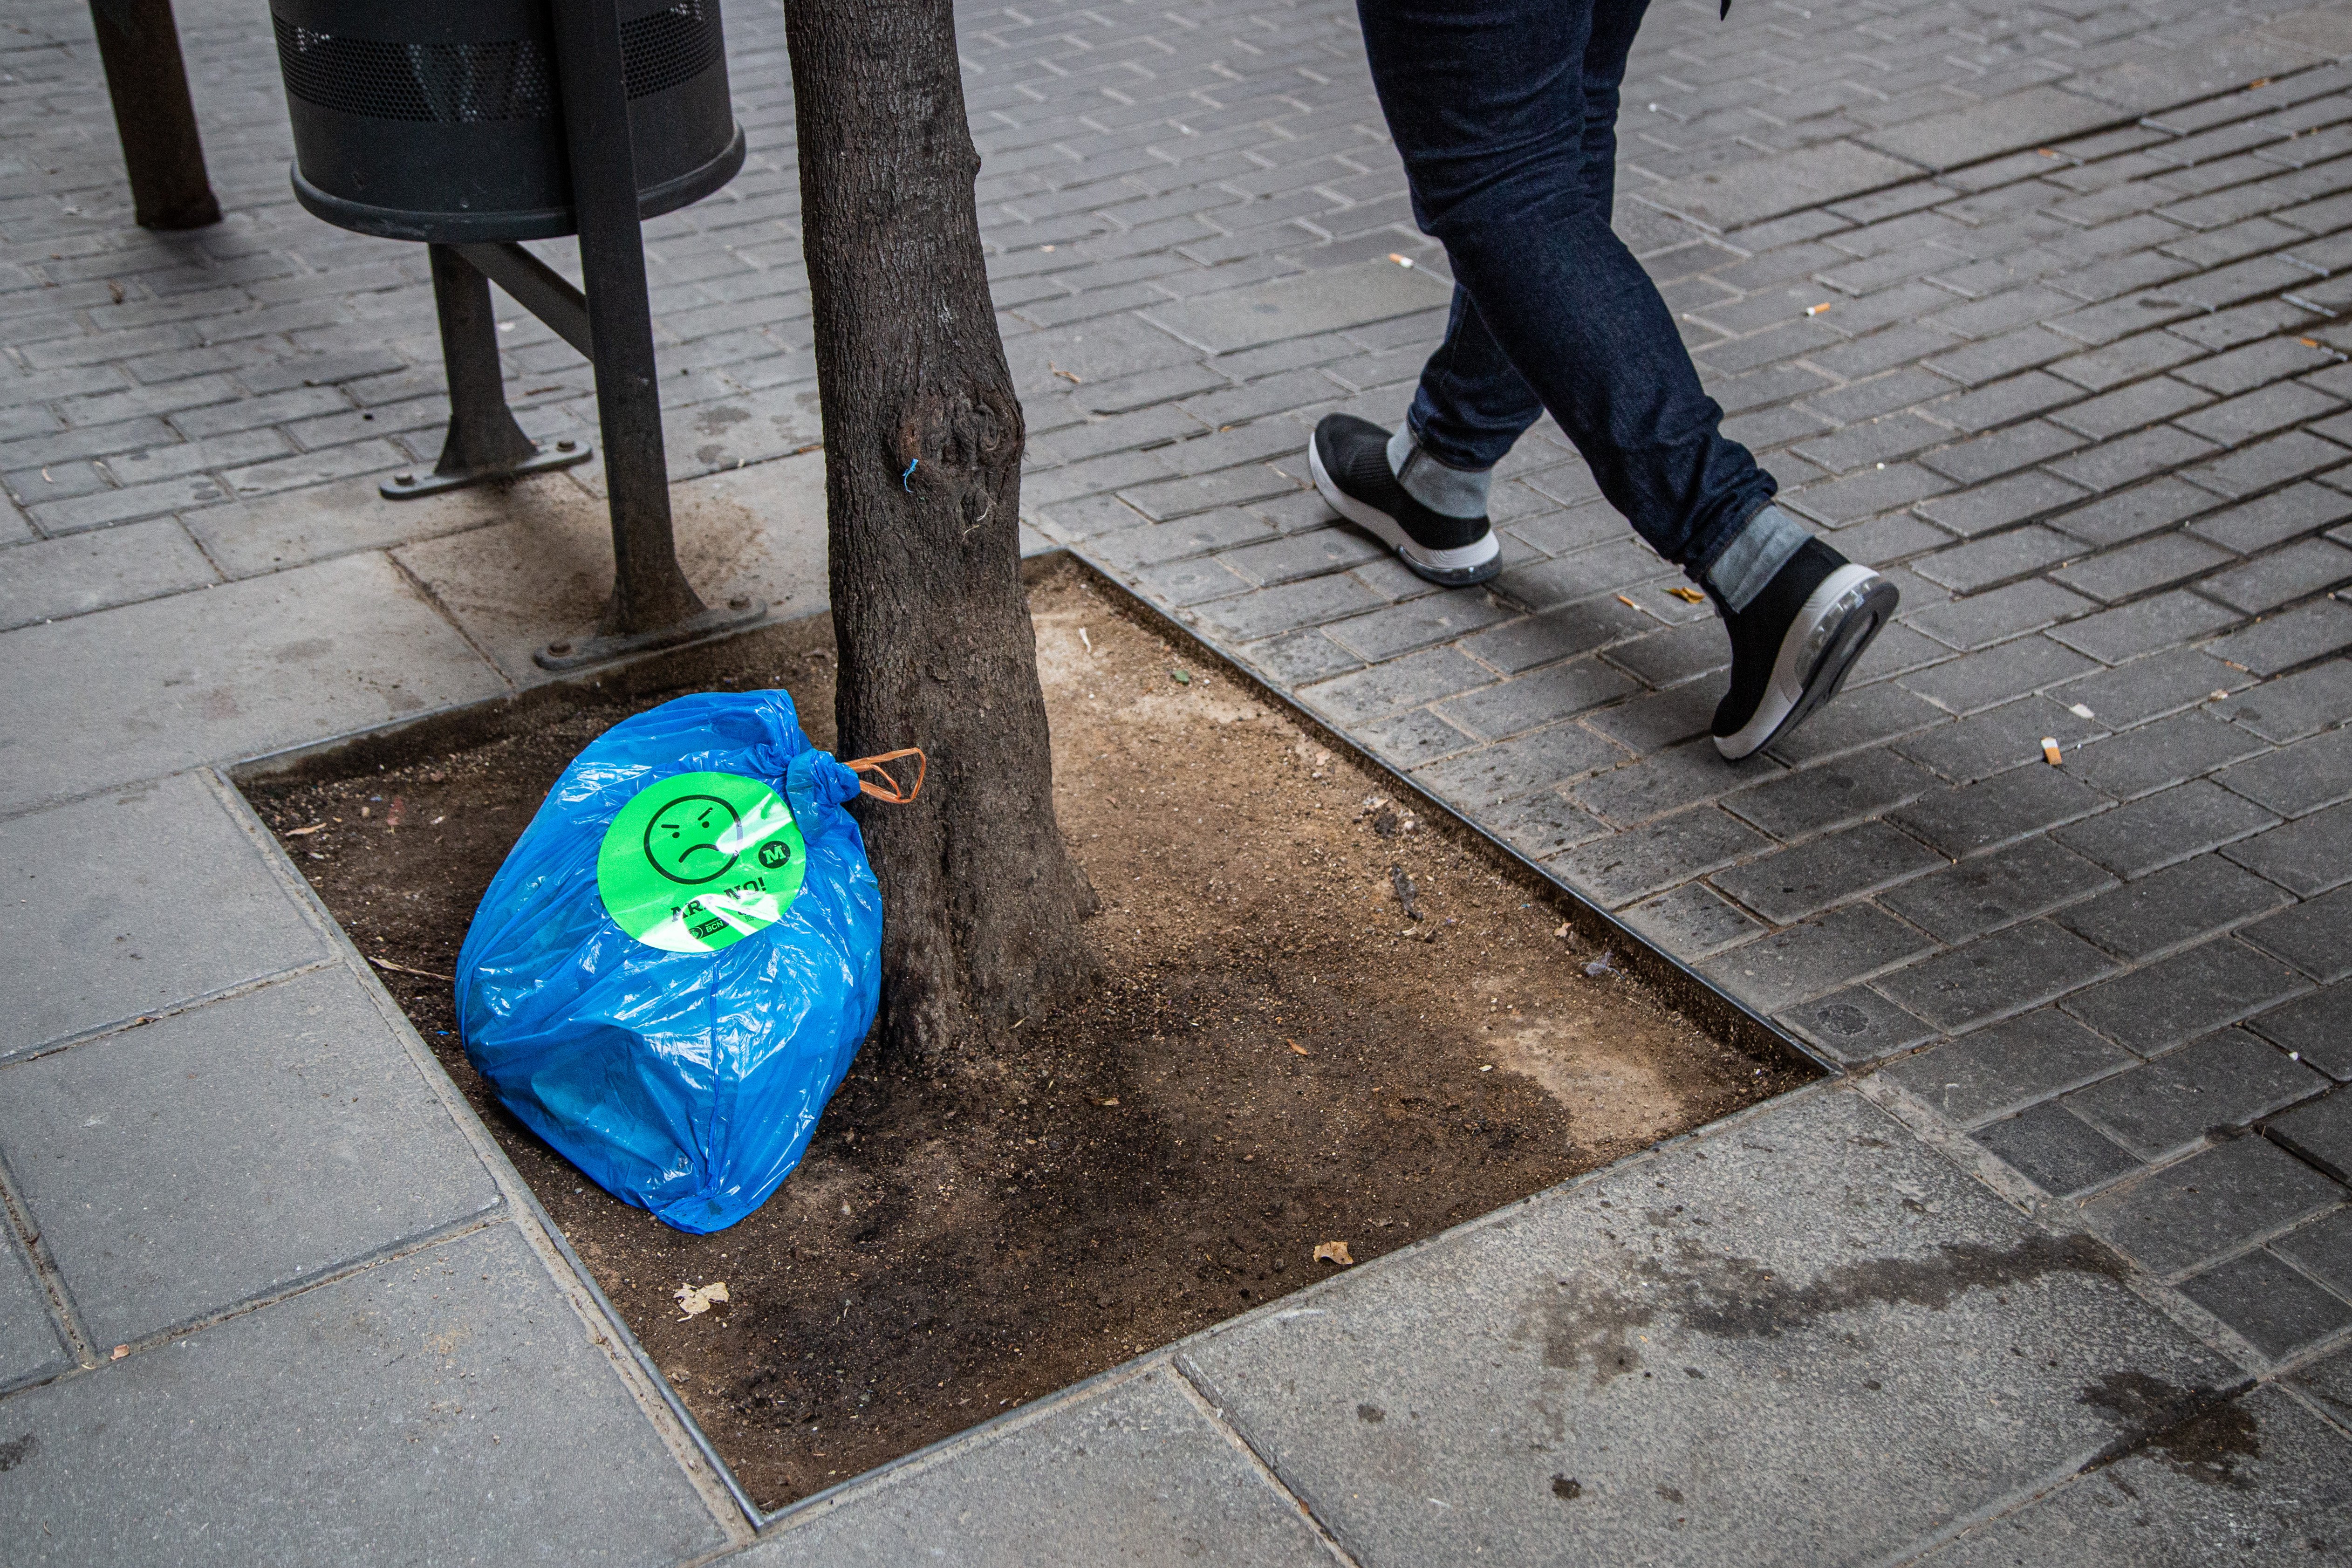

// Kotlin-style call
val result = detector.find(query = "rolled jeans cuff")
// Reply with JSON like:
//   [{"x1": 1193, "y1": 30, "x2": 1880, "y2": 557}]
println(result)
[{"x1": 1704, "y1": 503, "x2": 1809, "y2": 612}]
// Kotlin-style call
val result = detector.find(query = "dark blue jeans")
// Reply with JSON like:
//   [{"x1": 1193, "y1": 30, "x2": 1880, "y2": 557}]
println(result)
[{"x1": 1359, "y1": 0, "x2": 1774, "y2": 577}]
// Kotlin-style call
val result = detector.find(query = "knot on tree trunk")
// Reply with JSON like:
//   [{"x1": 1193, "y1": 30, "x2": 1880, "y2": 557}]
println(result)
[{"x1": 896, "y1": 383, "x2": 1023, "y2": 486}]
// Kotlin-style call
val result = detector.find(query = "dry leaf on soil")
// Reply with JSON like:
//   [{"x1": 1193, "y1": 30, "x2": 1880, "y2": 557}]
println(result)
[
  {"x1": 675, "y1": 1281, "x2": 730, "y2": 1319},
  {"x1": 1313, "y1": 1241, "x2": 1354, "y2": 1267}
]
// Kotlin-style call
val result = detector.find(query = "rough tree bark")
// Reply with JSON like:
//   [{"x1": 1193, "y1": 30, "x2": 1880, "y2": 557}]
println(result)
[{"x1": 781, "y1": 0, "x2": 1096, "y2": 1061}]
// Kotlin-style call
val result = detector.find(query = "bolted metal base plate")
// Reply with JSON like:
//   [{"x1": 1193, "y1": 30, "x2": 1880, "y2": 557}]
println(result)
[
  {"x1": 533, "y1": 594, "x2": 769, "y2": 671},
  {"x1": 380, "y1": 439, "x2": 593, "y2": 501}
]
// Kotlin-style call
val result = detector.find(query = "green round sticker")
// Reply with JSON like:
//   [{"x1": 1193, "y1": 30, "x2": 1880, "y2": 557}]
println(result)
[{"x1": 597, "y1": 771, "x2": 807, "y2": 953}]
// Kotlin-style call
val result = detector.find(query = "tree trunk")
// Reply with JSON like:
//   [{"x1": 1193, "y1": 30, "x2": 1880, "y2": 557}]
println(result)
[{"x1": 781, "y1": 0, "x2": 1096, "y2": 1061}]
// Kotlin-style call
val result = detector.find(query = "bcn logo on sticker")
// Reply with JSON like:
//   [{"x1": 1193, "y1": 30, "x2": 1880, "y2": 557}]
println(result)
[{"x1": 596, "y1": 771, "x2": 807, "y2": 953}]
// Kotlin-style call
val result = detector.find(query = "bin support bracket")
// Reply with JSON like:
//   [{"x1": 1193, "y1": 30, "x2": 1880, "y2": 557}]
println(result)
[{"x1": 383, "y1": 244, "x2": 593, "y2": 500}]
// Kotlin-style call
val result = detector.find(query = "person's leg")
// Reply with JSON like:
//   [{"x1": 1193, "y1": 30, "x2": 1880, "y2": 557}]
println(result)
[{"x1": 1333, "y1": 0, "x2": 1894, "y2": 757}]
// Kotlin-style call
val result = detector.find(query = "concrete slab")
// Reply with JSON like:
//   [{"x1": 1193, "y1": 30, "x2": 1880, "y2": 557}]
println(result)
[
  {"x1": 740, "y1": 1369, "x2": 1331, "y2": 1567},
  {"x1": 393, "y1": 450, "x2": 828, "y2": 685},
  {"x1": 1142, "y1": 259, "x2": 1450, "y2": 355},
  {"x1": 1179, "y1": 1087, "x2": 2236, "y2": 1568},
  {"x1": 0, "y1": 772, "x2": 328, "y2": 1060},
  {"x1": 0, "y1": 1223, "x2": 732, "y2": 1567},
  {"x1": 187, "y1": 469, "x2": 600, "y2": 580},
  {"x1": 0, "y1": 519, "x2": 218, "y2": 631},
  {"x1": 1922, "y1": 1384, "x2": 2352, "y2": 1565},
  {"x1": 0, "y1": 966, "x2": 501, "y2": 1347},
  {"x1": 1861, "y1": 87, "x2": 2122, "y2": 173},
  {"x1": 1644, "y1": 141, "x2": 1921, "y2": 231},
  {"x1": 0, "y1": 552, "x2": 504, "y2": 814},
  {"x1": 0, "y1": 1224, "x2": 70, "y2": 1393}
]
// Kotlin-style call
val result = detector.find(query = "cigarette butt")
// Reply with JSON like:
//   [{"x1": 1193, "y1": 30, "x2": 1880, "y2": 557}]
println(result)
[
  {"x1": 2302, "y1": 337, "x2": 2323, "y2": 348},
  {"x1": 2211, "y1": 689, "x2": 2230, "y2": 701},
  {"x1": 1806, "y1": 302, "x2": 1832, "y2": 316},
  {"x1": 1668, "y1": 585, "x2": 1706, "y2": 603},
  {"x1": 1388, "y1": 253, "x2": 1413, "y2": 268},
  {"x1": 1616, "y1": 593, "x2": 1638, "y2": 608},
  {"x1": 2036, "y1": 147, "x2": 2058, "y2": 157},
  {"x1": 2042, "y1": 738, "x2": 2063, "y2": 765}
]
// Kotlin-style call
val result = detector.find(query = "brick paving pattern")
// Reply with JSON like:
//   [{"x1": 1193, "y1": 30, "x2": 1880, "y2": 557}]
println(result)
[{"x1": 4, "y1": 0, "x2": 2351, "y2": 1550}]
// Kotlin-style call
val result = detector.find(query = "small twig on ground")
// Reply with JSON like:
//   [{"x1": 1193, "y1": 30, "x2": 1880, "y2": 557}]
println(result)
[{"x1": 369, "y1": 954, "x2": 454, "y2": 982}]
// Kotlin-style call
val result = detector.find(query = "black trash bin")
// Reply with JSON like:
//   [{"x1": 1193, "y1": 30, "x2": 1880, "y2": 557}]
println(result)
[{"x1": 270, "y1": 0, "x2": 744, "y2": 241}]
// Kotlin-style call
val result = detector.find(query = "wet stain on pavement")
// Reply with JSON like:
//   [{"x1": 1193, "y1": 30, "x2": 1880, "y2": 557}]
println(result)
[
  {"x1": 2079, "y1": 1371, "x2": 2262, "y2": 1488},
  {"x1": 1519, "y1": 1232, "x2": 2123, "y2": 1384}
]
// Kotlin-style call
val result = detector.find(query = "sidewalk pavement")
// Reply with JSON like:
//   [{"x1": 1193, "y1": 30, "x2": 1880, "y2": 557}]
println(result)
[{"x1": 4, "y1": 0, "x2": 2350, "y2": 1561}]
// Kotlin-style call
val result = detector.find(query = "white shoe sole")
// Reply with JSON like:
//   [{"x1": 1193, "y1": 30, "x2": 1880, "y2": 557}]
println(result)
[
  {"x1": 1308, "y1": 437, "x2": 1500, "y2": 586},
  {"x1": 1714, "y1": 563, "x2": 1895, "y2": 760}
]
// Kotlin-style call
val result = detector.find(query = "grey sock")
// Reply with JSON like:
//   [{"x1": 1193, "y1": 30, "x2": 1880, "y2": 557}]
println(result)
[
  {"x1": 1386, "y1": 425, "x2": 1492, "y2": 519},
  {"x1": 1705, "y1": 503, "x2": 1809, "y2": 612}
]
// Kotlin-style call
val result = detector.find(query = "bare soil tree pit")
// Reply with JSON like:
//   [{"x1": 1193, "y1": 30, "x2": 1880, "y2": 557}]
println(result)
[{"x1": 244, "y1": 564, "x2": 1811, "y2": 1510}]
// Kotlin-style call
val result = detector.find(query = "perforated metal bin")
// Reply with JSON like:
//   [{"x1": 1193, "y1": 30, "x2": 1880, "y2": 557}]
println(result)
[{"x1": 269, "y1": 0, "x2": 744, "y2": 242}]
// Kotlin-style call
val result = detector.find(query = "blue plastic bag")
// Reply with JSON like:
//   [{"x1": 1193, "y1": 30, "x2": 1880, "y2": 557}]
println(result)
[{"x1": 456, "y1": 689, "x2": 881, "y2": 1234}]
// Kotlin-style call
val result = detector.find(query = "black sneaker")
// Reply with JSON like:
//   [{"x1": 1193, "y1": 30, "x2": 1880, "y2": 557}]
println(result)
[
  {"x1": 1713, "y1": 538, "x2": 1898, "y2": 760},
  {"x1": 1308, "y1": 414, "x2": 1501, "y2": 586}
]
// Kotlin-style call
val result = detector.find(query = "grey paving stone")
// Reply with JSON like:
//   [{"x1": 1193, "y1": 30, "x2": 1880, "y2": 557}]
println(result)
[
  {"x1": 2058, "y1": 853, "x2": 2296, "y2": 961},
  {"x1": 1436, "y1": 657, "x2": 1640, "y2": 740},
  {"x1": 1895, "y1": 694, "x2": 2110, "y2": 785},
  {"x1": 0, "y1": 967, "x2": 501, "y2": 1347},
  {"x1": 2204, "y1": 596, "x2": 2352, "y2": 674},
  {"x1": 2215, "y1": 725, "x2": 2352, "y2": 817},
  {"x1": 1904, "y1": 579, "x2": 2097, "y2": 652},
  {"x1": 1551, "y1": 805, "x2": 1773, "y2": 907},
  {"x1": 1619, "y1": 881, "x2": 1766, "y2": 961},
  {"x1": 1929, "y1": 1384, "x2": 2352, "y2": 1564},
  {"x1": 2067, "y1": 938, "x2": 2314, "y2": 1059},
  {"x1": 1323, "y1": 589, "x2": 1512, "y2": 662},
  {"x1": 1875, "y1": 918, "x2": 2120, "y2": 1034},
  {"x1": 1142, "y1": 258, "x2": 1448, "y2": 354},
  {"x1": 2223, "y1": 799, "x2": 2352, "y2": 895},
  {"x1": 2048, "y1": 589, "x2": 2242, "y2": 664},
  {"x1": 0, "y1": 553, "x2": 504, "y2": 814},
  {"x1": 0, "y1": 1223, "x2": 729, "y2": 1568},
  {"x1": 0, "y1": 1221, "x2": 70, "y2": 1392},
  {"x1": 2277, "y1": 1206, "x2": 2352, "y2": 1300},
  {"x1": 2187, "y1": 479, "x2": 2352, "y2": 553},
  {"x1": 1241, "y1": 626, "x2": 1362, "y2": 685},
  {"x1": 1911, "y1": 527, "x2": 2081, "y2": 595},
  {"x1": 1195, "y1": 574, "x2": 1386, "y2": 642},
  {"x1": 1467, "y1": 788, "x2": 1613, "y2": 863},
  {"x1": 1879, "y1": 836, "x2": 2117, "y2": 946},
  {"x1": 2052, "y1": 778, "x2": 2281, "y2": 878},
  {"x1": 2247, "y1": 987, "x2": 2352, "y2": 1082},
  {"x1": 1774, "y1": 986, "x2": 1937, "y2": 1068},
  {"x1": 0, "y1": 773, "x2": 329, "y2": 1060},
  {"x1": 1572, "y1": 740, "x2": 1766, "y2": 828},
  {"x1": 1583, "y1": 682, "x2": 1723, "y2": 754},
  {"x1": 1969, "y1": 1102, "x2": 2145, "y2": 1200},
  {"x1": 2044, "y1": 476, "x2": 2220, "y2": 549},
  {"x1": 2241, "y1": 885, "x2": 2352, "y2": 983},
  {"x1": 1891, "y1": 767, "x2": 2110, "y2": 859},
  {"x1": 1648, "y1": 140, "x2": 1921, "y2": 229},
  {"x1": 2201, "y1": 535, "x2": 2352, "y2": 615},
  {"x1": 1882, "y1": 1009, "x2": 2137, "y2": 1129},
  {"x1": 1914, "y1": 471, "x2": 2089, "y2": 538},
  {"x1": 2083, "y1": 1135, "x2": 2344, "y2": 1278},
  {"x1": 1460, "y1": 596, "x2": 1649, "y2": 675},
  {"x1": 1767, "y1": 680, "x2": 1953, "y2": 768},
  {"x1": 0, "y1": 519, "x2": 216, "y2": 632},
  {"x1": 2181, "y1": 1247, "x2": 2352, "y2": 1362},
  {"x1": 2272, "y1": 1088, "x2": 2352, "y2": 1183},
  {"x1": 1418, "y1": 721, "x2": 1631, "y2": 813},
  {"x1": 2066, "y1": 1029, "x2": 2326, "y2": 1162},
  {"x1": 1710, "y1": 822, "x2": 1944, "y2": 925},
  {"x1": 1721, "y1": 749, "x2": 1937, "y2": 841},
  {"x1": 1900, "y1": 635, "x2": 2100, "y2": 717},
  {"x1": 2058, "y1": 708, "x2": 2270, "y2": 802},
  {"x1": 2189, "y1": 428, "x2": 2352, "y2": 499},
  {"x1": 744, "y1": 1369, "x2": 1328, "y2": 1568},
  {"x1": 2210, "y1": 658, "x2": 2352, "y2": 743},
  {"x1": 1297, "y1": 647, "x2": 1492, "y2": 726},
  {"x1": 2051, "y1": 531, "x2": 2235, "y2": 605},
  {"x1": 2048, "y1": 374, "x2": 2214, "y2": 442},
  {"x1": 1183, "y1": 1088, "x2": 2234, "y2": 1568}
]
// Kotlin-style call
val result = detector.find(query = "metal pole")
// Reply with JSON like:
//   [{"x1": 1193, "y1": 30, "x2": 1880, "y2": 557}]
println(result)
[
  {"x1": 87, "y1": 0, "x2": 219, "y2": 231},
  {"x1": 383, "y1": 246, "x2": 591, "y2": 500},
  {"x1": 549, "y1": 0, "x2": 704, "y2": 636}
]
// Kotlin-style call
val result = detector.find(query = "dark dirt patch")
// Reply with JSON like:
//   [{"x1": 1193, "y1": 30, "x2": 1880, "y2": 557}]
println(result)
[{"x1": 245, "y1": 564, "x2": 1808, "y2": 1510}]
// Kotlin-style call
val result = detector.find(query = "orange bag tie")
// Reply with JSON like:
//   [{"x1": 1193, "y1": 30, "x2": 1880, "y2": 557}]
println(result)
[{"x1": 844, "y1": 748, "x2": 926, "y2": 804}]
